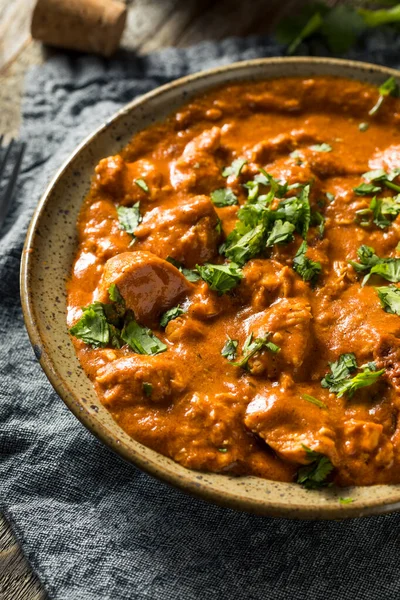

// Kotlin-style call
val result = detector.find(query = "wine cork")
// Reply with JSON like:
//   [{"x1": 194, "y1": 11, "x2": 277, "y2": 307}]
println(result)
[{"x1": 31, "y1": 0, "x2": 127, "y2": 57}]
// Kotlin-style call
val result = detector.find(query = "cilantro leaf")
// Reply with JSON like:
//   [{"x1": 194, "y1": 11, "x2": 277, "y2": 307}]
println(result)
[
  {"x1": 160, "y1": 306, "x2": 185, "y2": 328},
  {"x1": 166, "y1": 257, "x2": 201, "y2": 282},
  {"x1": 309, "y1": 143, "x2": 332, "y2": 152},
  {"x1": 376, "y1": 285, "x2": 400, "y2": 315},
  {"x1": 221, "y1": 223, "x2": 266, "y2": 266},
  {"x1": 349, "y1": 245, "x2": 400, "y2": 285},
  {"x1": 292, "y1": 241, "x2": 321, "y2": 284},
  {"x1": 211, "y1": 188, "x2": 238, "y2": 207},
  {"x1": 297, "y1": 445, "x2": 334, "y2": 489},
  {"x1": 233, "y1": 332, "x2": 280, "y2": 370},
  {"x1": 134, "y1": 178, "x2": 149, "y2": 193},
  {"x1": 321, "y1": 353, "x2": 357, "y2": 393},
  {"x1": 117, "y1": 202, "x2": 142, "y2": 235},
  {"x1": 302, "y1": 394, "x2": 327, "y2": 409},
  {"x1": 108, "y1": 283, "x2": 124, "y2": 305},
  {"x1": 369, "y1": 76, "x2": 399, "y2": 116},
  {"x1": 359, "y1": 122, "x2": 369, "y2": 132},
  {"x1": 142, "y1": 382, "x2": 153, "y2": 397},
  {"x1": 266, "y1": 219, "x2": 295, "y2": 247},
  {"x1": 196, "y1": 262, "x2": 243, "y2": 294},
  {"x1": 321, "y1": 354, "x2": 384, "y2": 398},
  {"x1": 311, "y1": 210, "x2": 325, "y2": 238},
  {"x1": 221, "y1": 337, "x2": 238, "y2": 361},
  {"x1": 222, "y1": 158, "x2": 247, "y2": 178},
  {"x1": 339, "y1": 497, "x2": 354, "y2": 505},
  {"x1": 354, "y1": 182, "x2": 381, "y2": 195},
  {"x1": 121, "y1": 317, "x2": 167, "y2": 355},
  {"x1": 70, "y1": 302, "x2": 110, "y2": 348}
]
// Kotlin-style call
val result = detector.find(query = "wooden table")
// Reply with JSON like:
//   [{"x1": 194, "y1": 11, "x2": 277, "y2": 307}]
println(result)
[{"x1": 0, "y1": 0, "x2": 322, "y2": 597}]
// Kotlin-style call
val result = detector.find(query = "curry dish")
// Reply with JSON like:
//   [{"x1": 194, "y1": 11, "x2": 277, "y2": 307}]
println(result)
[{"x1": 68, "y1": 75, "x2": 400, "y2": 488}]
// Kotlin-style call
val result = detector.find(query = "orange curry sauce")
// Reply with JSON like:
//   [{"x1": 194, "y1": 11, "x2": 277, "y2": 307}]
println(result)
[{"x1": 67, "y1": 77, "x2": 400, "y2": 487}]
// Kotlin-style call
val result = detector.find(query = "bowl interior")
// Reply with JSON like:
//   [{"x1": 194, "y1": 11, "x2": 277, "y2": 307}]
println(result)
[{"x1": 21, "y1": 57, "x2": 400, "y2": 519}]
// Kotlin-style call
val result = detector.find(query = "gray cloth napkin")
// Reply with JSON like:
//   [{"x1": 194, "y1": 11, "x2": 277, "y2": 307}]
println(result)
[{"x1": 3, "y1": 32, "x2": 400, "y2": 600}]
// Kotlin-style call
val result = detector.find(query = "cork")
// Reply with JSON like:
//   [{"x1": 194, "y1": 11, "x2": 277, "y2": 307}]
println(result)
[{"x1": 31, "y1": 0, "x2": 127, "y2": 57}]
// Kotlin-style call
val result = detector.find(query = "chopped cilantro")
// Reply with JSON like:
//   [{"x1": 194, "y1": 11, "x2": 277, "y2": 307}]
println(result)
[
  {"x1": 196, "y1": 262, "x2": 243, "y2": 295},
  {"x1": 142, "y1": 382, "x2": 153, "y2": 397},
  {"x1": 233, "y1": 332, "x2": 280, "y2": 370},
  {"x1": 292, "y1": 241, "x2": 321, "y2": 284},
  {"x1": 221, "y1": 223, "x2": 266, "y2": 266},
  {"x1": 326, "y1": 192, "x2": 335, "y2": 202},
  {"x1": 221, "y1": 337, "x2": 238, "y2": 361},
  {"x1": 302, "y1": 394, "x2": 327, "y2": 409},
  {"x1": 160, "y1": 306, "x2": 185, "y2": 328},
  {"x1": 376, "y1": 285, "x2": 400, "y2": 315},
  {"x1": 121, "y1": 317, "x2": 167, "y2": 355},
  {"x1": 211, "y1": 188, "x2": 238, "y2": 207},
  {"x1": 222, "y1": 158, "x2": 247, "y2": 178},
  {"x1": 339, "y1": 497, "x2": 354, "y2": 505},
  {"x1": 297, "y1": 445, "x2": 334, "y2": 490},
  {"x1": 309, "y1": 143, "x2": 332, "y2": 152},
  {"x1": 369, "y1": 76, "x2": 399, "y2": 116},
  {"x1": 266, "y1": 219, "x2": 295, "y2": 247},
  {"x1": 108, "y1": 283, "x2": 124, "y2": 305},
  {"x1": 134, "y1": 178, "x2": 149, "y2": 193},
  {"x1": 117, "y1": 202, "x2": 142, "y2": 235},
  {"x1": 321, "y1": 353, "x2": 384, "y2": 398},
  {"x1": 359, "y1": 122, "x2": 369, "y2": 132},
  {"x1": 349, "y1": 245, "x2": 400, "y2": 285},
  {"x1": 311, "y1": 210, "x2": 325, "y2": 238},
  {"x1": 356, "y1": 195, "x2": 400, "y2": 229},
  {"x1": 70, "y1": 302, "x2": 110, "y2": 348},
  {"x1": 354, "y1": 182, "x2": 381, "y2": 195},
  {"x1": 218, "y1": 448, "x2": 228, "y2": 453}
]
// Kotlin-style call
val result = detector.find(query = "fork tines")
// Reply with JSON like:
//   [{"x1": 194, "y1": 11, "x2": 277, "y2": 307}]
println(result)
[{"x1": 0, "y1": 137, "x2": 26, "y2": 232}]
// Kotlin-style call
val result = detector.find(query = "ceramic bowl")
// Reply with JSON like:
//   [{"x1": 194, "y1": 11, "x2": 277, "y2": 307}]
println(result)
[{"x1": 21, "y1": 57, "x2": 400, "y2": 520}]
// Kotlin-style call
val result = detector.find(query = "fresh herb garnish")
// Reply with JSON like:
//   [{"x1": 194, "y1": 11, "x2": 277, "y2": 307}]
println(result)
[
  {"x1": 160, "y1": 306, "x2": 185, "y2": 328},
  {"x1": 211, "y1": 188, "x2": 238, "y2": 207},
  {"x1": 339, "y1": 497, "x2": 354, "y2": 505},
  {"x1": 221, "y1": 223, "x2": 266, "y2": 266},
  {"x1": 356, "y1": 195, "x2": 400, "y2": 229},
  {"x1": 108, "y1": 283, "x2": 124, "y2": 305},
  {"x1": 134, "y1": 178, "x2": 149, "y2": 193},
  {"x1": 121, "y1": 316, "x2": 167, "y2": 355},
  {"x1": 311, "y1": 210, "x2": 325, "y2": 238},
  {"x1": 142, "y1": 382, "x2": 153, "y2": 397},
  {"x1": 302, "y1": 394, "x2": 327, "y2": 409},
  {"x1": 297, "y1": 445, "x2": 334, "y2": 490},
  {"x1": 221, "y1": 337, "x2": 238, "y2": 361},
  {"x1": 292, "y1": 241, "x2": 321, "y2": 284},
  {"x1": 349, "y1": 245, "x2": 400, "y2": 285},
  {"x1": 369, "y1": 76, "x2": 399, "y2": 116},
  {"x1": 166, "y1": 257, "x2": 201, "y2": 282},
  {"x1": 222, "y1": 158, "x2": 247, "y2": 178},
  {"x1": 196, "y1": 262, "x2": 243, "y2": 294},
  {"x1": 309, "y1": 143, "x2": 332, "y2": 152},
  {"x1": 218, "y1": 448, "x2": 228, "y2": 453},
  {"x1": 353, "y1": 182, "x2": 382, "y2": 195},
  {"x1": 321, "y1": 353, "x2": 384, "y2": 398},
  {"x1": 232, "y1": 332, "x2": 280, "y2": 370},
  {"x1": 359, "y1": 122, "x2": 369, "y2": 132},
  {"x1": 70, "y1": 302, "x2": 110, "y2": 348},
  {"x1": 266, "y1": 220, "x2": 296, "y2": 247},
  {"x1": 326, "y1": 192, "x2": 335, "y2": 203},
  {"x1": 376, "y1": 285, "x2": 400, "y2": 315},
  {"x1": 117, "y1": 202, "x2": 142, "y2": 236}
]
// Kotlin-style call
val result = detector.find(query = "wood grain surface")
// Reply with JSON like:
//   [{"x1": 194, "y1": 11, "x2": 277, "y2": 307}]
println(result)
[{"x1": 0, "y1": 0, "x2": 330, "y2": 598}]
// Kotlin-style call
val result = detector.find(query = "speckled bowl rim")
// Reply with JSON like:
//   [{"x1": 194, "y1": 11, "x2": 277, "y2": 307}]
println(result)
[{"x1": 20, "y1": 56, "x2": 400, "y2": 520}]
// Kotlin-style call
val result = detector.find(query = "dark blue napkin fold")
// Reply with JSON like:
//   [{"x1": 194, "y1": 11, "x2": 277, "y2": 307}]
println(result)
[{"x1": 3, "y1": 32, "x2": 400, "y2": 600}]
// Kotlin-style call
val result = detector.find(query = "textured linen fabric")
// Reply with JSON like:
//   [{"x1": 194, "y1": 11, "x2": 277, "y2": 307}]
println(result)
[{"x1": 3, "y1": 32, "x2": 400, "y2": 600}]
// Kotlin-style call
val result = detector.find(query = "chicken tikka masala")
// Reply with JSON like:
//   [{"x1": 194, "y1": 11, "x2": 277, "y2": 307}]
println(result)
[{"x1": 68, "y1": 75, "x2": 400, "y2": 489}]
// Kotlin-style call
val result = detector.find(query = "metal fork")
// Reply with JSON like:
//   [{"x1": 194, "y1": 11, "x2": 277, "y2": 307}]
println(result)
[{"x1": 0, "y1": 136, "x2": 26, "y2": 233}]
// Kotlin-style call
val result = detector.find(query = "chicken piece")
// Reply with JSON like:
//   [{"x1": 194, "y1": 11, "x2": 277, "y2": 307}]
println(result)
[
  {"x1": 134, "y1": 195, "x2": 221, "y2": 267},
  {"x1": 79, "y1": 199, "x2": 131, "y2": 261},
  {"x1": 98, "y1": 251, "x2": 193, "y2": 326},
  {"x1": 239, "y1": 259, "x2": 306, "y2": 310},
  {"x1": 243, "y1": 297, "x2": 313, "y2": 377},
  {"x1": 118, "y1": 158, "x2": 165, "y2": 207},
  {"x1": 244, "y1": 388, "x2": 338, "y2": 465},
  {"x1": 167, "y1": 392, "x2": 247, "y2": 472},
  {"x1": 169, "y1": 127, "x2": 224, "y2": 193},
  {"x1": 94, "y1": 155, "x2": 127, "y2": 198},
  {"x1": 96, "y1": 355, "x2": 186, "y2": 409},
  {"x1": 247, "y1": 130, "x2": 323, "y2": 164}
]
